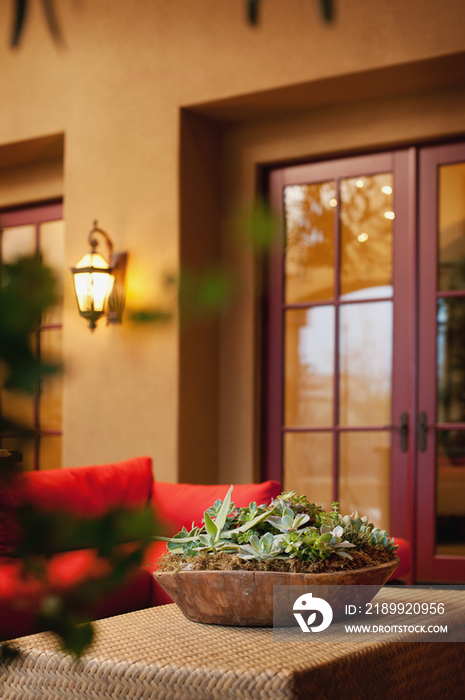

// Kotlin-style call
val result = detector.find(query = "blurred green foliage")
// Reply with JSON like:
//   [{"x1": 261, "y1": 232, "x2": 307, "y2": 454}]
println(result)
[
  {"x1": 178, "y1": 266, "x2": 235, "y2": 326},
  {"x1": 0, "y1": 255, "x2": 158, "y2": 660},
  {"x1": 0, "y1": 256, "x2": 59, "y2": 392},
  {"x1": 232, "y1": 198, "x2": 278, "y2": 252}
]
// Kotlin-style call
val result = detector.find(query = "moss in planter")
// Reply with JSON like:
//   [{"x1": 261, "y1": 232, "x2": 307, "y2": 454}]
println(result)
[{"x1": 158, "y1": 544, "x2": 395, "y2": 575}]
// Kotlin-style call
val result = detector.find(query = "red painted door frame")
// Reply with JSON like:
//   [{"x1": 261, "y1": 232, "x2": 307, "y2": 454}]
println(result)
[{"x1": 417, "y1": 142, "x2": 465, "y2": 582}]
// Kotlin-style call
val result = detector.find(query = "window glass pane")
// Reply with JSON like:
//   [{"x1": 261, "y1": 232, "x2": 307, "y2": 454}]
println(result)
[
  {"x1": 339, "y1": 431, "x2": 390, "y2": 531},
  {"x1": 284, "y1": 182, "x2": 336, "y2": 303},
  {"x1": 438, "y1": 162, "x2": 465, "y2": 291},
  {"x1": 437, "y1": 298, "x2": 465, "y2": 423},
  {"x1": 40, "y1": 329, "x2": 62, "y2": 431},
  {"x1": 283, "y1": 432, "x2": 333, "y2": 511},
  {"x1": 0, "y1": 370, "x2": 34, "y2": 428},
  {"x1": 1, "y1": 225, "x2": 35, "y2": 262},
  {"x1": 40, "y1": 220, "x2": 65, "y2": 325},
  {"x1": 0, "y1": 389, "x2": 34, "y2": 428},
  {"x1": 39, "y1": 435, "x2": 62, "y2": 470},
  {"x1": 339, "y1": 301, "x2": 392, "y2": 426},
  {"x1": 340, "y1": 174, "x2": 393, "y2": 299},
  {"x1": 284, "y1": 306, "x2": 334, "y2": 427},
  {"x1": 0, "y1": 207, "x2": 63, "y2": 473}
]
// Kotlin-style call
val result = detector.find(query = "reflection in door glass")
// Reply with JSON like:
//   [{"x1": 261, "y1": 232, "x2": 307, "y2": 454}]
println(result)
[
  {"x1": 284, "y1": 432, "x2": 333, "y2": 512},
  {"x1": 284, "y1": 182, "x2": 336, "y2": 303},
  {"x1": 40, "y1": 330, "x2": 63, "y2": 431},
  {"x1": 40, "y1": 220, "x2": 65, "y2": 325},
  {"x1": 437, "y1": 298, "x2": 465, "y2": 423},
  {"x1": 339, "y1": 431, "x2": 390, "y2": 531},
  {"x1": 340, "y1": 174, "x2": 393, "y2": 299},
  {"x1": 439, "y1": 162, "x2": 465, "y2": 291},
  {"x1": 339, "y1": 301, "x2": 393, "y2": 426},
  {"x1": 436, "y1": 296, "x2": 465, "y2": 556},
  {"x1": 436, "y1": 430, "x2": 465, "y2": 556},
  {"x1": 284, "y1": 306, "x2": 335, "y2": 427},
  {"x1": 1, "y1": 225, "x2": 35, "y2": 262}
]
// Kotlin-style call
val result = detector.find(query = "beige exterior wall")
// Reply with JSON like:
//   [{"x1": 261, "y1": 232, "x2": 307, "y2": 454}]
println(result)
[{"x1": 1, "y1": 0, "x2": 465, "y2": 483}]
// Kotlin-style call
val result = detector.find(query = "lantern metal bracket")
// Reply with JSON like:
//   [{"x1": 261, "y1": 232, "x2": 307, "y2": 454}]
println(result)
[
  {"x1": 88, "y1": 220, "x2": 114, "y2": 258},
  {"x1": 88, "y1": 221, "x2": 128, "y2": 325},
  {"x1": 108, "y1": 250, "x2": 128, "y2": 324}
]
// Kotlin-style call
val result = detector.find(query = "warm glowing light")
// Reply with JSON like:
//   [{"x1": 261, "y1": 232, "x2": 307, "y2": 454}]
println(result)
[
  {"x1": 357, "y1": 232, "x2": 369, "y2": 242},
  {"x1": 381, "y1": 185, "x2": 392, "y2": 195},
  {"x1": 73, "y1": 253, "x2": 115, "y2": 313},
  {"x1": 329, "y1": 198, "x2": 338, "y2": 207},
  {"x1": 71, "y1": 221, "x2": 128, "y2": 331},
  {"x1": 356, "y1": 179, "x2": 364, "y2": 188},
  {"x1": 384, "y1": 211, "x2": 395, "y2": 220}
]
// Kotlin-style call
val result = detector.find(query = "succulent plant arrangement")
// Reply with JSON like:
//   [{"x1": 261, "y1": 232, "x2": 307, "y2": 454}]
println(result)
[{"x1": 157, "y1": 487, "x2": 398, "y2": 574}]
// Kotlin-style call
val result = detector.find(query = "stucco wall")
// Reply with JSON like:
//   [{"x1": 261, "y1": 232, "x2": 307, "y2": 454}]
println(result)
[{"x1": 1, "y1": 0, "x2": 465, "y2": 482}]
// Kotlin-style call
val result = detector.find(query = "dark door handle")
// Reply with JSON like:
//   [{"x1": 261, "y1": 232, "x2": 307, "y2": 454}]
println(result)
[
  {"x1": 418, "y1": 411, "x2": 428, "y2": 451},
  {"x1": 399, "y1": 412, "x2": 409, "y2": 452}
]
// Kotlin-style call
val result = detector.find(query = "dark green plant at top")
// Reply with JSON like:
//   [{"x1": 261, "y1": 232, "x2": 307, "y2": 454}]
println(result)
[
  {"x1": 11, "y1": 0, "x2": 63, "y2": 47},
  {"x1": 10, "y1": 0, "x2": 335, "y2": 48},
  {"x1": 247, "y1": 0, "x2": 334, "y2": 25}
]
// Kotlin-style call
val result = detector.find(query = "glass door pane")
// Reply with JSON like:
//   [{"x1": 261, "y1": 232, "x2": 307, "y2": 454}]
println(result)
[
  {"x1": 284, "y1": 182, "x2": 336, "y2": 303},
  {"x1": 339, "y1": 301, "x2": 393, "y2": 427},
  {"x1": 283, "y1": 432, "x2": 333, "y2": 511},
  {"x1": 284, "y1": 306, "x2": 335, "y2": 427},
  {"x1": 339, "y1": 431, "x2": 391, "y2": 531},
  {"x1": 435, "y1": 164, "x2": 465, "y2": 557},
  {"x1": 340, "y1": 174, "x2": 394, "y2": 299}
]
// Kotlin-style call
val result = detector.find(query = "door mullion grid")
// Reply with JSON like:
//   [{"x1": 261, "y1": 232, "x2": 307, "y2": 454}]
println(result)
[
  {"x1": 332, "y1": 177, "x2": 342, "y2": 504},
  {"x1": 417, "y1": 146, "x2": 441, "y2": 580},
  {"x1": 33, "y1": 221, "x2": 41, "y2": 471}
]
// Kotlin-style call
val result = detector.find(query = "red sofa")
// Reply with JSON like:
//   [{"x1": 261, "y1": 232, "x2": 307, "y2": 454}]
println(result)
[
  {"x1": 0, "y1": 456, "x2": 282, "y2": 641},
  {"x1": 0, "y1": 456, "x2": 411, "y2": 641}
]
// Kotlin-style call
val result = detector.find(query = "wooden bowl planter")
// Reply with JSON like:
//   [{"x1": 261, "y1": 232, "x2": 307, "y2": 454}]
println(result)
[{"x1": 153, "y1": 557, "x2": 399, "y2": 627}]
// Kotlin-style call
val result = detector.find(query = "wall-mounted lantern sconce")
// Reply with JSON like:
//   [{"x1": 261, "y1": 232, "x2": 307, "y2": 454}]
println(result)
[{"x1": 71, "y1": 221, "x2": 128, "y2": 331}]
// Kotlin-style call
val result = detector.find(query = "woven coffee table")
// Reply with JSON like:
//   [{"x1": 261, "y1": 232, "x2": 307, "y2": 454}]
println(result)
[{"x1": 2, "y1": 589, "x2": 464, "y2": 699}]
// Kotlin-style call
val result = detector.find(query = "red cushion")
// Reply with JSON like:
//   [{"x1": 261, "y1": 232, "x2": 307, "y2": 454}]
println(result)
[
  {"x1": 14, "y1": 456, "x2": 153, "y2": 515},
  {"x1": 152, "y1": 480, "x2": 282, "y2": 535},
  {"x1": 0, "y1": 548, "x2": 153, "y2": 640},
  {"x1": 0, "y1": 457, "x2": 154, "y2": 552},
  {"x1": 389, "y1": 537, "x2": 411, "y2": 580},
  {"x1": 144, "y1": 541, "x2": 175, "y2": 607}
]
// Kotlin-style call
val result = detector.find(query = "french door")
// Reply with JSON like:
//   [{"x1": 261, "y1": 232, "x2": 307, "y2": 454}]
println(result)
[
  {"x1": 266, "y1": 143, "x2": 465, "y2": 583},
  {"x1": 417, "y1": 143, "x2": 465, "y2": 581}
]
